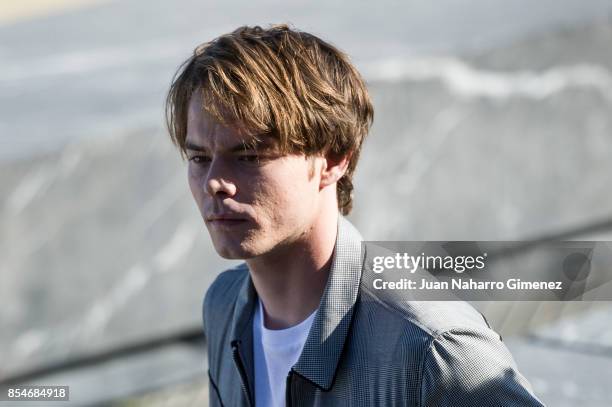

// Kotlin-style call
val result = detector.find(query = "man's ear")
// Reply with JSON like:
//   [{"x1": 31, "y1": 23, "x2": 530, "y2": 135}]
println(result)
[{"x1": 320, "y1": 151, "x2": 352, "y2": 189}]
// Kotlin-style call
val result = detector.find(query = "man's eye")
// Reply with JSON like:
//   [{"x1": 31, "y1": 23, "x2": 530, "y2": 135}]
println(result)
[{"x1": 189, "y1": 156, "x2": 211, "y2": 164}]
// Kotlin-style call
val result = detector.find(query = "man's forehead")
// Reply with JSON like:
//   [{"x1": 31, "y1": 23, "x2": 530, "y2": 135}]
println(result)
[{"x1": 186, "y1": 94, "x2": 280, "y2": 152}]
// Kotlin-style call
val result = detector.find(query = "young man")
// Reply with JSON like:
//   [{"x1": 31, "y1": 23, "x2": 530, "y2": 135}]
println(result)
[{"x1": 166, "y1": 25, "x2": 543, "y2": 406}]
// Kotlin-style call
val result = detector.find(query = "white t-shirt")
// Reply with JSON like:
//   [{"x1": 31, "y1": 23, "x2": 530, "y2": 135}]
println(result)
[{"x1": 252, "y1": 298, "x2": 317, "y2": 407}]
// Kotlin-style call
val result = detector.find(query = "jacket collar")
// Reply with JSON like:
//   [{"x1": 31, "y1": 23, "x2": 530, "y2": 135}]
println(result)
[
  {"x1": 292, "y1": 215, "x2": 364, "y2": 390},
  {"x1": 229, "y1": 214, "x2": 365, "y2": 391}
]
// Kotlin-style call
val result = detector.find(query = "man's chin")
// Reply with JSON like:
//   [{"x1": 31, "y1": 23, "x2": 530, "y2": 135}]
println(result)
[{"x1": 212, "y1": 243, "x2": 260, "y2": 260}]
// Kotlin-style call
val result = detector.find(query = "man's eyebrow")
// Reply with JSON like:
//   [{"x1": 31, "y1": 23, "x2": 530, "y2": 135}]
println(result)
[
  {"x1": 185, "y1": 140, "x2": 207, "y2": 152},
  {"x1": 230, "y1": 138, "x2": 274, "y2": 152}
]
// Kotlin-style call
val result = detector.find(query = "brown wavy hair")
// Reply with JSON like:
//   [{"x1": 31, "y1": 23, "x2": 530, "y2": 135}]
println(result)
[{"x1": 165, "y1": 24, "x2": 374, "y2": 215}]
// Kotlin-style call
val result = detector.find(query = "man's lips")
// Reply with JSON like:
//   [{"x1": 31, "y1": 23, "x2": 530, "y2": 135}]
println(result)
[
  {"x1": 206, "y1": 215, "x2": 250, "y2": 226},
  {"x1": 207, "y1": 218, "x2": 248, "y2": 229}
]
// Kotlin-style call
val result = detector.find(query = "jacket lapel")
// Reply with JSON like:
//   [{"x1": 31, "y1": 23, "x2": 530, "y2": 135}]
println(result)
[{"x1": 292, "y1": 215, "x2": 365, "y2": 390}]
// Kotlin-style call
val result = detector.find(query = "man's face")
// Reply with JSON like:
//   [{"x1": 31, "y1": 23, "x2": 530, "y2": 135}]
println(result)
[{"x1": 185, "y1": 96, "x2": 322, "y2": 259}]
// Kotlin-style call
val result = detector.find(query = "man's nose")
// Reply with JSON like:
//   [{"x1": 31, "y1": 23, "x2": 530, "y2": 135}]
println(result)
[{"x1": 205, "y1": 158, "x2": 237, "y2": 197}]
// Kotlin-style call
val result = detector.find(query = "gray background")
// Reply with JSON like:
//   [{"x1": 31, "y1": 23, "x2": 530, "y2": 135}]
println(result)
[{"x1": 1, "y1": 0, "x2": 612, "y2": 405}]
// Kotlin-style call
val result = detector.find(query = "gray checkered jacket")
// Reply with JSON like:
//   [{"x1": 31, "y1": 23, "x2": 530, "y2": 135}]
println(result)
[{"x1": 203, "y1": 216, "x2": 544, "y2": 406}]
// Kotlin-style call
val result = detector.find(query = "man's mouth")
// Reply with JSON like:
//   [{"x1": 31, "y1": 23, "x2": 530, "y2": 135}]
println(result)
[{"x1": 206, "y1": 215, "x2": 249, "y2": 227}]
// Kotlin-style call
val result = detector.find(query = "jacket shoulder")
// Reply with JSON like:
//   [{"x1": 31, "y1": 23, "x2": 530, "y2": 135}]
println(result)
[{"x1": 419, "y1": 326, "x2": 543, "y2": 406}]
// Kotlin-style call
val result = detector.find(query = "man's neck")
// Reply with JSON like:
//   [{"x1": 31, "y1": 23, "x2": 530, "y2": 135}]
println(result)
[{"x1": 246, "y1": 209, "x2": 339, "y2": 330}]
